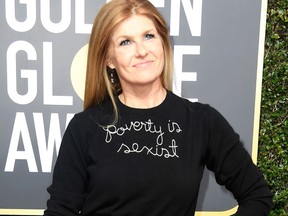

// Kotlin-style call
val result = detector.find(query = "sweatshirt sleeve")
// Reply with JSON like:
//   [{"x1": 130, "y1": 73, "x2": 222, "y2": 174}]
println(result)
[
  {"x1": 43, "y1": 113, "x2": 91, "y2": 216},
  {"x1": 204, "y1": 106, "x2": 273, "y2": 216}
]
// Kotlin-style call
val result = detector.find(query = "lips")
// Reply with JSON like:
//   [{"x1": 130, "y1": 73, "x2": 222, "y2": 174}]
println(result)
[{"x1": 133, "y1": 60, "x2": 154, "y2": 68}]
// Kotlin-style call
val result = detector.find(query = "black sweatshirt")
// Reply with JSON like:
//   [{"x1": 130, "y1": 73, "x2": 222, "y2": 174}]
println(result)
[{"x1": 44, "y1": 91, "x2": 273, "y2": 215}]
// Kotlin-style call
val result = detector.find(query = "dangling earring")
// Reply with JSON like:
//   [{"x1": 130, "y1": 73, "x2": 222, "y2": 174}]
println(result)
[{"x1": 107, "y1": 67, "x2": 119, "y2": 84}]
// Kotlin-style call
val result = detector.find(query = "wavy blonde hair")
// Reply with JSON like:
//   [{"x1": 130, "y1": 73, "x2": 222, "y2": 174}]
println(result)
[{"x1": 84, "y1": 0, "x2": 173, "y2": 120}]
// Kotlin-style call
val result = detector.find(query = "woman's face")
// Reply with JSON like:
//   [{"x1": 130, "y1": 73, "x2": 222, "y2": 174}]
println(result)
[{"x1": 108, "y1": 15, "x2": 165, "y2": 91}]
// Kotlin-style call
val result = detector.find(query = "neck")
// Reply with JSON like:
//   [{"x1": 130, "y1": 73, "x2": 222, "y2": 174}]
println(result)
[{"x1": 119, "y1": 86, "x2": 167, "y2": 109}]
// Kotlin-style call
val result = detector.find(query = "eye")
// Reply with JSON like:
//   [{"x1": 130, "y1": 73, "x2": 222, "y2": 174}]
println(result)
[
  {"x1": 145, "y1": 33, "x2": 155, "y2": 40},
  {"x1": 119, "y1": 39, "x2": 131, "y2": 46}
]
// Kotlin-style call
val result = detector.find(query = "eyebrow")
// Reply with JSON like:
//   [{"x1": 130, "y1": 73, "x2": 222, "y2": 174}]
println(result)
[{"x1": 114, "y1": 28, "x2": 157, "y2": 41}]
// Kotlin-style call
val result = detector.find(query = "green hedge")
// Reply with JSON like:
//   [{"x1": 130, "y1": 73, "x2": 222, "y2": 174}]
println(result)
[{"x1": 258, "y1": 0, "x2": 288, "y2": 215}]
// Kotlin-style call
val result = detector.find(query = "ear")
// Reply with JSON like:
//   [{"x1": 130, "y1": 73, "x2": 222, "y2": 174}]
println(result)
[{"x1": 106, "y1": 58, "x2": 115, "y2": 69}]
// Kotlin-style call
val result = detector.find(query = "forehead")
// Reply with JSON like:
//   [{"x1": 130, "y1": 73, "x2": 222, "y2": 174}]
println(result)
[{"x1": 112, "y1": 15, "x2": 157, "y2": 38}]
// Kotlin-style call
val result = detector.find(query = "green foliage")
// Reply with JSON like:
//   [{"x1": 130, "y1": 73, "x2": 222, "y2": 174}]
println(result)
[{"x1": 258, "y1": 0, "x2": 288, "y2": 215}]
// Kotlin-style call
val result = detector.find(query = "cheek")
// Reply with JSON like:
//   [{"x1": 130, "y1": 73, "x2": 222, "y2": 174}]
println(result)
[
  {"x1": 155, "y1": 49, "x2": 165, "y2": 69},
  {"x1": 149, "y1": 41, "x2": 164, "y2": 58},
  {"x1": 113, "y1": 50, "x2": 134, "y2": 68}
]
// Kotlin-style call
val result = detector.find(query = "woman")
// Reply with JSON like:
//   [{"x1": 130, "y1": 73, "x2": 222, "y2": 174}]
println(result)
[{"x1": 44, "y1": 0, "x2": 273, "y2": 215}]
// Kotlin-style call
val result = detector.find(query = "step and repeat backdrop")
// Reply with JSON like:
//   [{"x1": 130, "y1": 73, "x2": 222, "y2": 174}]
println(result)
[{"x1": 0, "y1": 0, "x2": 267, "y2": 215}]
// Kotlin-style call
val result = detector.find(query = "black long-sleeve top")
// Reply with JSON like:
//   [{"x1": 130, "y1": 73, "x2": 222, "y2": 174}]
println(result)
[{"x1": 44, "y1": 91, "x2": 273, "y2": 215}]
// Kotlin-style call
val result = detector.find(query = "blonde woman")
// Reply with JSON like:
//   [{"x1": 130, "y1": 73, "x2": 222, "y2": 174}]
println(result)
[{"x1": 44, "y1": 0, "x2": 272, "y2": 215}]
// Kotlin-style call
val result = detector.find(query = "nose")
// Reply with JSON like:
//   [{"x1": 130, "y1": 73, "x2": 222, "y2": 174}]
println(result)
[{"x1": 135, "y1": 41, "x2": 148, "y2": 57}]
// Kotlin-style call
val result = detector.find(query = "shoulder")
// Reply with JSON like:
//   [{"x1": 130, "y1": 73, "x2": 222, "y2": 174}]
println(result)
[
  {"x1": 70, "y1": 99, "x2": 114, "y2": 129},
  {"x1": 166, "y1": 91, "x2": 229, "y2": 127},
  {"x1": 167, "y1": 91, "x2": 213, "y2": 114}
]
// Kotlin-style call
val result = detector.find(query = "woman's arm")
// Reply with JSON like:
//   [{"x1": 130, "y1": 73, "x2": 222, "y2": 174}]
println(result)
[
  {"x1": 44, "y1": 114, "x2": 91, "y2": 216},
  {"x1": 204, "y1": 106, "x2": 273, "y2": 215}
]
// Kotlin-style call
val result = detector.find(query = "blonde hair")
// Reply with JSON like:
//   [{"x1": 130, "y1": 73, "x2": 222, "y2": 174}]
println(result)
[{"x1": 84, "y1": 0, "x2": 173, "y2": 120}]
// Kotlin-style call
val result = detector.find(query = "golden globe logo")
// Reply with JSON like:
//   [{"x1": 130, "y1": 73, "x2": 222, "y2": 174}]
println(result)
[{"x1": 70, "y1": 44, "x2": 88, "y2": 100}]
